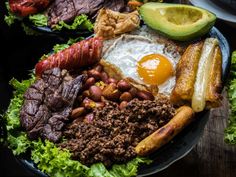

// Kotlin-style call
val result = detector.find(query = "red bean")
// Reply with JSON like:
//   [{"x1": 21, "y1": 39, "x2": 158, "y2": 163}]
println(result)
[
  {"x1": 117, "y1": 80, "x2": 131, "y2": 91},
  {"x1": 89, "y1": 85, "x2": 102, "y2": 102}
]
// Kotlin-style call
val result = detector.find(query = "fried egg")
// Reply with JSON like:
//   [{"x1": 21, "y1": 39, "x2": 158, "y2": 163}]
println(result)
[{"x1": 103, "y1": 27, "x2": 181, "y2": 95}]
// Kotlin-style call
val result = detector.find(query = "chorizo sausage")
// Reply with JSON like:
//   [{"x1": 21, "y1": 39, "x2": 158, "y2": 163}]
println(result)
[{"x1": 35, "y1": 37, "x2": 103, "y2": 77}]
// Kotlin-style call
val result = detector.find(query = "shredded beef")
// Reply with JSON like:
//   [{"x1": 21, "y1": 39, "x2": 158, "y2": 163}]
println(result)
[
  {"x1": 61, "y1": 96, "x2": 175, "y2": 166},
  {"x1": 20, "y1": 68, "x2": 84, "y2": 142},
  {"x1": 47, "y1": 0, "x2": 128, "y2": 26}
]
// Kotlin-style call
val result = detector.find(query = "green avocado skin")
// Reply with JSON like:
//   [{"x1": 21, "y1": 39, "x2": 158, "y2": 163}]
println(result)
[{"x1": 139, "y1": 3, "x2": 216, "y2": 41}]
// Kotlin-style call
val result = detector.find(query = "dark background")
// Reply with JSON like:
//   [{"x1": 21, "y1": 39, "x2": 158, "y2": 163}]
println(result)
[
  {"x1": 0, "y1": 1, "x2": 236, "y2": 177},
  {"x1": 0, "y1": 1, "x2": 62, "y2": 176}
]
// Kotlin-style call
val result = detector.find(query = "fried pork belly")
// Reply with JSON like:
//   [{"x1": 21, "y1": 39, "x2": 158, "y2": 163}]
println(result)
[{"x1": 94, "y1": 9, "x2": 140, "y2": 39}]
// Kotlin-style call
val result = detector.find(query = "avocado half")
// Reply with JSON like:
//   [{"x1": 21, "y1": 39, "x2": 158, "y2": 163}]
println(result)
[{"x1": 139, "y1": 3, "x2": 216, "y2": 41}]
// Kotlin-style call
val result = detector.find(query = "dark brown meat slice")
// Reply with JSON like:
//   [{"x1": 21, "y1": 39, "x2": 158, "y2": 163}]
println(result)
[
  {"x1": 72, "y1": 0, "x2": 104, "y2": 17},
  {"x1": 61, "y1": 96, "x2": 175, "y2": 166},
  {"x1": 47, "y1": 0, "x2": 77, "y2": 26},
  {"x1": 20, "y1": 68, "x2": 84, "y2": 142},
  {"x1": 47, "y1": 0, "x2": 127, "y2": 27},
  {"x1": 103, "y1": 0, "x2": 126, "y2": 12}
]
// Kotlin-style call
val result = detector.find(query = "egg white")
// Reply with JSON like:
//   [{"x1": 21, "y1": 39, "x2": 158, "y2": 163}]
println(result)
[{"x1": 102, "y1": 27, "x2": 181, "y2": 95}]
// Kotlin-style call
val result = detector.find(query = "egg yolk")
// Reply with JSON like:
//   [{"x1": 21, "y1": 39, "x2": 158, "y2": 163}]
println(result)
[{"x1": 137, "y1": 54, "x2": 174, "y2": 85}]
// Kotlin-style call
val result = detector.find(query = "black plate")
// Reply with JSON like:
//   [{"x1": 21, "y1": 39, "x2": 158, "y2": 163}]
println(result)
[
  {"x1": 16, "y1": 27, "x2": 230, "y2": 177},
  {"x1": 212, "y1": 0, "x2": 236, "y2": 12}
]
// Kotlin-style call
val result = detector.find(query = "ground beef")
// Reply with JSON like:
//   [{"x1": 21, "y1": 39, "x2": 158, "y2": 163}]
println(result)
[
  {"x1": 20, "y1": 68, "x2": 84, "y2": 142},
  {"x1": 47, "y1": 0, "x2": 128, "y2": 26},
  {"x1": 61, "y1": 96, "x2": 175, "y2": 166}
]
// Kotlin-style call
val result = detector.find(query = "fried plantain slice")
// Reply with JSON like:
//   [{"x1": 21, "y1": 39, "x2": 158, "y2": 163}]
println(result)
[
  {"x1": 191, "y1": 38, "x2": 219, "y2": 112},
  {"x1": 170, "y1": 41, "x2": 204, "y2": 105},
  {"x1": 205, "y1": 45, "x2": 222, "y2": 108}
]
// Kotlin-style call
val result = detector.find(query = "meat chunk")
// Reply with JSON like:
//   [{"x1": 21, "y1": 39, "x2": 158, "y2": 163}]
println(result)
[
  {"x1": 20, "y1": 68, "x2": 85, "y2": 142},
  {"x1": 94, "y1": 9, "x2": 140, "y2": 39},
  {"x1": 72, "y1": 0, "x2": 104, "y2": 18},
  {"x1": 61, "y1": 96, "x2": 175, "y2": 166},
  {"x1": 47, "y1": 0, "x2": 77, "y2": 26},
  {"x1": 47, "y1": 0, "x2": 127, "y2": 27}
]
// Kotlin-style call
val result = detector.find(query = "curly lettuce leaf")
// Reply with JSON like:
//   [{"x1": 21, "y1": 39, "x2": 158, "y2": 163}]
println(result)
[
  {"x1": 225, "y1": 51, "x2": 236, "y2": 144},
  {"x1": 88, "y1": 157, "x2": 152, "y2": 177},
  {"x1": 4, "y1": 77, "x2": 35, "y2": 154},
  {"x1": 4, "y1": 12, "x2": 18, "y2": 26},
  {"x1": 88, "y1": 163, "x2": 113, "y2": 177},
  {"x1": 54, "y1": 14, "x2": 94, "y2": 31},
  {"x1": 31, "y1": 140, "x2": 89, "y2": 177},
  {"x1": 8, "y1": 133, "x2": 31, "y2": 155},
  {"x1": 29, "y1": 14, "x2": 48, "y2": 27},
  {"x1": 110, "y1": 157, "x2": 152, "y2": 177}
]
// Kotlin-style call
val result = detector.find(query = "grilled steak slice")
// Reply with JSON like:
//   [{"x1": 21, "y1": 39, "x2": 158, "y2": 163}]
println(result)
[
  {"x1": 47, "y1": 0, "x2": 127, "y2": 27},
  {"x1": 20, "y1": 68, "x2": 84, "y2": 142},
  {"x1": 47, "y1": 0, "x2": 77, "y2": 27}
]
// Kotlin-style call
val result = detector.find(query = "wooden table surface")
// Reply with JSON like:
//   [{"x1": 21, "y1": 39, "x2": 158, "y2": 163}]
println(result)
[{"x1": 0, "y1": 1, "x2": 236, "y2": 177}]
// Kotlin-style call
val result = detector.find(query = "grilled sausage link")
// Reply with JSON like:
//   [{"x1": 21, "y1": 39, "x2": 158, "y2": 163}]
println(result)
[
  {"x1": 135, "y1": 106, "x2": 194, "y2": 156},
  {"x1": 35, "y1": 37, "x2": 103, "y2": 77}
]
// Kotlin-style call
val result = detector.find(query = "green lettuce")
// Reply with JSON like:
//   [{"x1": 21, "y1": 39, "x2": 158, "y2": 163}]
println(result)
[
  {"x1": 54, "y1": 14, "x2": 94, "y2": 31},
  {"x1": 28, "y1": 13, "x2": 94, "y2": 32},
  {"x1": 29, "y1": 14, "x2": 48, "y2": 27},
  {"x1": 31, "y1": 140, "x2": 89, "y2": 177},
  {"x1": 4, "y1": 77, "x2": 35, "y2": 154},
  {"x1": 225, "y1": 51, "x2": 236, "y2": 144},
  {"x1": 88, "y1": 158, "x2": 152, "y2": 177},
  {"x1": 8, "y1": 133, "x2": 31, "y2": 155}
]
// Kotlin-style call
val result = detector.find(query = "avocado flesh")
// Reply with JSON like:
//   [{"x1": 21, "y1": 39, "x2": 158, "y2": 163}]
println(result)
[{"x1": 140, "y1": 3, "x2": 216, "y2": 41}]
